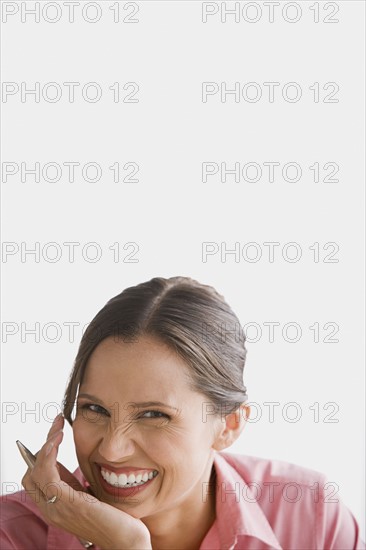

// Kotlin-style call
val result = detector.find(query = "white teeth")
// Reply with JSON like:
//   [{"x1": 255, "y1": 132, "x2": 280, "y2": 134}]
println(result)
[
  {"x1": 109, "y1": 472, "x2": 118, "y2": 485},
  {"x1": 118, "y1": 473, "x2": 127, "y2": 485},
  {"x1": 101, "y1": 468, "x2": 158, "y2": 488}
]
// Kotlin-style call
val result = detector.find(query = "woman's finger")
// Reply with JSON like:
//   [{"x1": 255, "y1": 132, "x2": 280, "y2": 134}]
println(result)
[
  {"x1": 46, "y1": 413, "x2": 64, "y2": 441},
  {"x1": 26, "y1": 415, "x2": 64, "y2": 500},
  {"x1": 23, "y1": 413, "x2": 88, "y2": 501},
  {"x1": 21, "y1": 469, "x2": 45, "y2": 506},
  {"x1": 30, "y1": 429, "x2": 64, "y2": 501}
]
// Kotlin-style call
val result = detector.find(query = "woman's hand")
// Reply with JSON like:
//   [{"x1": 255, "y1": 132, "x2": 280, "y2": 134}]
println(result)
[{"x1": 21, "y1": 414, "x2": 152, "y2": 550}]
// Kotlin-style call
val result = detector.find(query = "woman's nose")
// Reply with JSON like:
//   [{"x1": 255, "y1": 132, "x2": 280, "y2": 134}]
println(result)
[{"x1": 98, "y1": 426, "x2": 136, "y2": 462}]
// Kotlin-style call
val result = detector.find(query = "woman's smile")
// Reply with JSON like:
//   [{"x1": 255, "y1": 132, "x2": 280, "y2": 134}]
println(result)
[
  {"x1": 100, "y1": 467, "x2": 158, "y2": 487},
  {"x1": 97, "y1": 464, "x2": 159, "y2": 498}
]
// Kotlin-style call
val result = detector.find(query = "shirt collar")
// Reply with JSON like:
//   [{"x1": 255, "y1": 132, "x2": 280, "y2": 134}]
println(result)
[{"x1": 211, "y1": 451, "x2": 283, "y2": 550}]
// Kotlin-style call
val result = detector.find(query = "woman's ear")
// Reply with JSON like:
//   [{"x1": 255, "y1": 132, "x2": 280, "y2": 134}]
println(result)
[{"x1": 212, "y1": 404, "x2": 250, "y2": 451}]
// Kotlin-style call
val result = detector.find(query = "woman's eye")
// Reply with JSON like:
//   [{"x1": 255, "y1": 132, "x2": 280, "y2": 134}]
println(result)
[
  {"x1": 76, "y1": 404, "x2": 169, "y2": 421},
  {"x1": 141, "y1": 410, "x2": 170, "y2": 419},
  {"x1": 80, "y1": 403, "x2": 109, "y2": 416}
]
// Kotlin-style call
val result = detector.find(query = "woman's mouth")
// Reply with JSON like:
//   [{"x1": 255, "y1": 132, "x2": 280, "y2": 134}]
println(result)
[
  {"x1": 101, "y1": 467, "x2": 158, "y2": 488},
  {"x1": 96, "y1": 466, "x2": 159, "y2": 498}
]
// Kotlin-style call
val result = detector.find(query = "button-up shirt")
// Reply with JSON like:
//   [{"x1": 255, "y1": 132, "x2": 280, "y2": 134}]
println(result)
[{"x1": 1, "y1": 451, "x2": 365, "y2": 549}]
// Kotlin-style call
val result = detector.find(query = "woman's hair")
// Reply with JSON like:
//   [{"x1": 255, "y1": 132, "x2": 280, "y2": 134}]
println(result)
[{"x1": 62, "y1": 276, "x2": 248, "y2": 425}]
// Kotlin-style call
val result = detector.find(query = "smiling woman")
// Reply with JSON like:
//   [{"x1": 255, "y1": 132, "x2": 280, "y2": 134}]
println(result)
[{"x1": 0, "y1": 276, "x2": 365, "y2": 550}]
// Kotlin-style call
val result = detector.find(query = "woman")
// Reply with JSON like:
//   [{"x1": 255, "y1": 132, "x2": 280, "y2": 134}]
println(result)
[{"x1": 1, "y1": 276, "x2": 364, "y2": 549}]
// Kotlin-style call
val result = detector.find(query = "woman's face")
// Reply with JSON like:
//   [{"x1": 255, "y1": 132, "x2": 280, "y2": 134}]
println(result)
[{"x1": 72, "y1": 335, "x2": 221, "y2": 519}]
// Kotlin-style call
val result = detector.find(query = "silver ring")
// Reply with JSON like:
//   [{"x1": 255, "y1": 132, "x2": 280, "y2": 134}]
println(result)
[{"x1": 46, "y1": 495, "x2": 58, "y2": 504}]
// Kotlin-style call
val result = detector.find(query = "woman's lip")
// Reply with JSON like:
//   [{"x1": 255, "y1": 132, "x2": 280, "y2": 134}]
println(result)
[{"x1": 97, "y1": 463, "x2": 157, "y2": 475}]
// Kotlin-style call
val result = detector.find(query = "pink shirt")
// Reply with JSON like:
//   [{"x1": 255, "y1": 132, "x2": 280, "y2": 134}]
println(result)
[{"x1": 1, "y1": 451, "x2": 364, "y2": 550}]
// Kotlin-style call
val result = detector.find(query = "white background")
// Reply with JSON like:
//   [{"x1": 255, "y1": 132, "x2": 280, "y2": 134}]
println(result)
[{"x1": 1, "y1": 0, "x2": 365, "y2": 541}]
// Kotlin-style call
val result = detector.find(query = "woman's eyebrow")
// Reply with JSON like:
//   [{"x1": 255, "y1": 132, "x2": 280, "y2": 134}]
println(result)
[{"x1": 77, "y1": 393, "x2": 179, "y2": 412}]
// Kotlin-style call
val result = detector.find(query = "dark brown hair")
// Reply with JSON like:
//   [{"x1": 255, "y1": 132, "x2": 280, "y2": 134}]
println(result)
[{"x1": 62, "y1": 276, "x2": 248, "y2": 424}]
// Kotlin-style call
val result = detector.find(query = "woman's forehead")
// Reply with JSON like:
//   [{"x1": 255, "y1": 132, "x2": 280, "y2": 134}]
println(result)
[
  {"x1": 91, "y1": 334, "x2": 175, "y2": 359},
  {"x1": 81, "y1": 335, "x2": 193, "y2": 395},
  {"x1": 86, "y1": 336, "x2": 185, "y2": 372}
]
